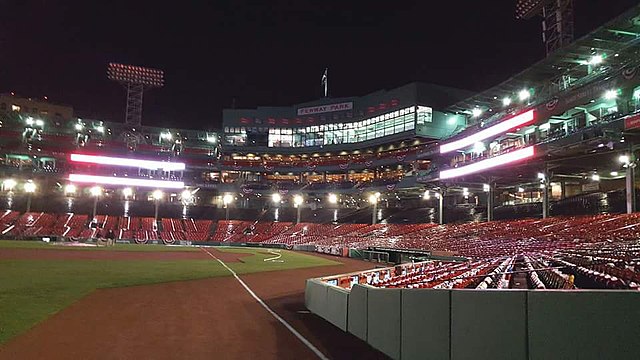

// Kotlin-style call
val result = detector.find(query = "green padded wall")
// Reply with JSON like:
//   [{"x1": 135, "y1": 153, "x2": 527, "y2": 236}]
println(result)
[
  {"x1": 305, "y1": 279, "x2": 328, "y2": 319},
  {"x1": 368, "y1": 288, "x2": 402, "y2": 359},
  {"x1": 528, "y1": 290, "x2": 640, "y2": 360},
  {"x1": 401, "y1": 289, "x2": 451, "y2": 360},
  {"x1": 451, "y1": 290, "x2": 527, "y2": 360},
  {"x1": 348, "y1": 284, "x2": 369, "y2": 341},
  {"x1": 326, "y1": 286, "x2": 349, "y2": 331}
]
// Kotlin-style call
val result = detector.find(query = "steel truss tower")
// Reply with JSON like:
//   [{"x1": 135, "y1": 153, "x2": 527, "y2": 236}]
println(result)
[
  {"x1": 107, "y1": 63, "x2": 164, "y2": 126},
  {"x1": 516, "y1": 0, "x2": 575, "y2": 56}
]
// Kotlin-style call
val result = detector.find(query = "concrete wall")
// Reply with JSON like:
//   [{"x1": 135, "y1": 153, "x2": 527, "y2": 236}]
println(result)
[
  {"x1": 401, "y1": 289, "x2": 450, "y2": 360},
  {"x1": 347, "y1": 284, "x2": 368, "y2": 341},
  {"x1": 367, "y1": 288, "x2": 402, "y2": 359},
  {"x1": 325, "y1": 286, "x2": 349, "y2": 331}
]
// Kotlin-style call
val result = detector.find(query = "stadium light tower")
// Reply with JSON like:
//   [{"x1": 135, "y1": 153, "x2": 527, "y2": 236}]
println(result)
[
  {"x1": 516, "y1": 0, "x2": 574, "y2": 56},
  {"x1": 152, "y1": 190, "x2": 164, "y2": 229},
  {"x1": 90, "y1": 186, "x2": 102, "y2": 221},
  {"x1": 107, "y1": 63, "x2": 165, "y2": 126},
  {"x1": 368, "y1": 192, "x2": 381, "y2": 225},
  {"x1": 223, "y1": 194, "x2": 234, "y2": 221}
]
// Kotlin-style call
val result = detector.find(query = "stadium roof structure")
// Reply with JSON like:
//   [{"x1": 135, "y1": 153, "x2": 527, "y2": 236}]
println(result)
[{"x1": 446, "y1": 3, "x2": 640, "y2": 116}]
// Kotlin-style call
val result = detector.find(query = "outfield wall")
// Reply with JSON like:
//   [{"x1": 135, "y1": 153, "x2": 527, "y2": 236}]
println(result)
[{"x1": 305, "y1": 281, "x2": 640, "y2": 360}]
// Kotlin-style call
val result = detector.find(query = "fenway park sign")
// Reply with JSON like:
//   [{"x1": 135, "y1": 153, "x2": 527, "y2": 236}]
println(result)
[{"x1": 297, "y1": 102, "x2": 353, "y2": 116}]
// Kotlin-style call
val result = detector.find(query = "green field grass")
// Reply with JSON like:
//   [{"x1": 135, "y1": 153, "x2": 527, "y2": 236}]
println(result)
[{"x1": 0, "y1": 244, "x2": 339, "y2": 344}]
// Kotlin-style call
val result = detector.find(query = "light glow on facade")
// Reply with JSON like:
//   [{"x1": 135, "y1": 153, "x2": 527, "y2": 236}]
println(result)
[{"x1": 69, "y1": 174, "x2": 185, "y2": 189}]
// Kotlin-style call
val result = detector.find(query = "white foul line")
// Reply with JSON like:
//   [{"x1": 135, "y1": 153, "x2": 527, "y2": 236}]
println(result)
[{"x1": 199, "y1": 247, "x2": 329, "y2": 360}]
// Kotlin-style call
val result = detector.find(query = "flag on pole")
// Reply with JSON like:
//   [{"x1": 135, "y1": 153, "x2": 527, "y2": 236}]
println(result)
[{"x1": 321, "y1": 68, "x2": 328, "y2": 97}]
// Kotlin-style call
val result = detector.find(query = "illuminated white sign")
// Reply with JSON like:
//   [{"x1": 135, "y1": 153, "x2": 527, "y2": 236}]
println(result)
[
  {"x1": 297, "y1": 102, "x2": 353, "y2": 116},
  {"x1": 439, "y1": 146, "x2": 535, "y2": 179},
  {"x1": 70, "y1": 154, "x2": 185, "y2": 171},
  {"x1": 440, "y1": 110, "x2": 535, "y2": 154}
]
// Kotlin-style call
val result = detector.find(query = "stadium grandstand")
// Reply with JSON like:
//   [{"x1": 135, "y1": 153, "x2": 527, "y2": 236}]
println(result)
[{"x1": 0, "y1": 3, "x2": 639, "y2": 275}]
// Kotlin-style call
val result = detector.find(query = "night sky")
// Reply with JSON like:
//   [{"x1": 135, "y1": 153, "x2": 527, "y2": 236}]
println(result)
[{"x1": 1, "y1": 0, "x2": 638, "y2": 130}]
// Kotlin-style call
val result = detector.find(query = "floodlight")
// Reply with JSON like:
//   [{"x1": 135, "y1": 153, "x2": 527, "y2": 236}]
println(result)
[
  {"x1": 107, "y1": 63, "x2": 165, "y2": 87},
  {"x1": 293, "y1": 194, "x2": 304, "y2": 207},
  {"x1": 152, "y1": 190, "x2": 164, "y2": 200},
  {"x1": 472, "y1": 108, "x2": 482, "y2": 118},
  {"x1": 591, "y1": 174, "x2": 600, "y2": 182},
  {"x1": 502, "y1": 97, "x2": 512, "y2": 107},
  {"x1": 440, "y1": 110, "x2": 535, "y2": 153},
  {"x1": 537, "y1": 172, "x2": 545, "y2": 180},
  {"x1": 539, "y1": 184, "x2": 546, "y2": 189},
  {"x1": 423, "y1": 190, "x2": 430, "y2": 199},
  {"x1": 328, "y1": 193, "x2": 338, "y2": 204},
  {"x1": 462, "y1": 188, "x2": 469, "y2": 196},
  {"x1": 447, "y1": 117, "x2": 457, "y2": 125},
  {"x1": 518, "y1": 187, "x2": 525, "y2": 193},
  {"x1": 610, "y1": 171, "x2": 619, "y2": 176},
  {"x1": 70, "y1": 154, "x2": 185, "y2": 171},
  {"x1": 24, "y1": 181, "x2": 36, "y2": 193},
  {"x1": 272, "y1": 193, "x2": 282, "y2": 203},
  {"x1": 90, "y1": 186, "x2": 102, "y2": 197},
  {"x1": 69, "y1": 174, "x2": 184, "y2": 189},
  {"x1": 75, "y1": 123, "x2": 83, "y2": 131},
  {"x1": 440, "y1": 146, "x2": 535, "y2": 179},
  {"x1": 25, "y1": 117, "x2": 34, "y2": 126},
  {"x1": 483, "y1": 184, "x2": 490, "y2": 192},
  {"x1": 368, "y1": 194, "x2": 379, "y2": 204},
  {"x1": 96, "y1": 125, "x2": 105, "y2": 133},
  {"x1": 206, "y1": 135, "x2": 217, "y2": 143},
  {"x1": 223, "y1": 194, "x2": 234, "y2": 206},
  {"x1": 3, "y1": 179, "x2": 17, "y2": 191},
  {"x1": 64, "y1": 184, "x2": 77, "y2": 195},
  {"x1": 518, "y1": 89, "x2": 531, "y2": 101},
  {"x1": 35, "y1": 119, "x2": 44, "y2": 127}
]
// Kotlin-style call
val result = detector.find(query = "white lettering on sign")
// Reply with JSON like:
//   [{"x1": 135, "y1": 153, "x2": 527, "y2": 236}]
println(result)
[{"x1": 297, "y1": 102, "x2": 353, "y2": 116}]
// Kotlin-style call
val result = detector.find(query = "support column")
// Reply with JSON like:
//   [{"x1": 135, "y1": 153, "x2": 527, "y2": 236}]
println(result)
[
  {"x1": 487, "y1": 183, "x2": 494, "y2": 222},
  {"x1": 542, "y1": 168, "x2": 550, "y2": 219},
  {"x1": 438, "y1": 190, "x2": 445, "y2": 225},
  {"x1": 626, "y1": 157, "x2": 636, "y2": 214}
]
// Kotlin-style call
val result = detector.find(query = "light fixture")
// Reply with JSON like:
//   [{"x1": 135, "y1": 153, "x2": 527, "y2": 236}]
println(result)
[
  {"x1": 462, "y1": 188, "x2": 469, "y2": 196},
  {"x1": 518, "y1": 89, "x2": 531, "y2": 101},
  {"x1": 122, "y1": 187, "x2": 133, "y2": 198},
  {"x1": 328, "y1": 193, "x2": 338, "y2": 204},
  {"x1": 502, "y1": 97, "x2": 512, "y2": 107},
  {"x1": 368, "y1": 194, "x2": 379, "y2": 204},
  {"x1": 95, "y1": 125, "x2": 105, "y2": 133},
  {"x1": 619, "y1": 155, "x2": 630, "y2": 164},
  {"x1": 69, "y1": 174, "x2": 184, "y2": 189},
  {"x1": 75, "y1": 123, "x2": 83, "y2": 131},
  {"x1": 539, "y1": 184, "x2": 545, "y2": 189},
  {"x1": 423, "y1": 190, "x2": 430, "y2": 200},
  {"x1": 152, "y1": 190, "x2": 164, "y2": 200},
  {"x1": 272, "y1": 193, "x2": 282, "y2": 203},
  {"x1": 447, "y1": 117, "x2": 457, "y2": 125},
  {"x1": 588, "y1": 54, "x2": 604, "y2": 65},
  {"x1": 3, "y1": 179, "x2": 17, "y2": 191},
  {"x1": 472, "y1": 108, "x2": 482, "y2": 118},
  {"x1": 181, "y1": 189, "x2": 192, "y2": 201},
  {"x1": 70, "y1": 154, "x2": 186, "y2": 171},
  {"x1": 440, "y1": 146, "x2": 535, "y2": 179},
  {"x1": 64, "y1": 184, "x2": 76, "y2": 195},
  {"x1": 537, "y1": 172, "x2": 545, "y2": 180},
  {"x1": 90, "y1": 186, "x2": 102, "y2": 197},
  {"x1": 518, "y1": 187, "x2": 525, "y2": 193},
  {"x1": 610, "y1": 171, "x2": 619, "y2": 176},
  {"x1": 24, "y1": 181, "x2": 36, "y2": 193},
  {"x1": 223, "y1": 194, "x2": 234, "y2": 206},
  {"x1": 35, "y1": 119, "x2": 44, "y2": 127},
  {"x1": 591, "y1": 174, "x2": 600, "y2": 182},
  {"x1": 603, "y1": 89, "x2": 619, "y2": 100},
  {"x1": 440, "y1": 110, "x2": 535, "y2": 153},
  {"x1": 293, "y1": 194, "x2": 304, "y2": 207},
  {"x1": 483, "y1": 184, "x2": 490, "y2": 192}
]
